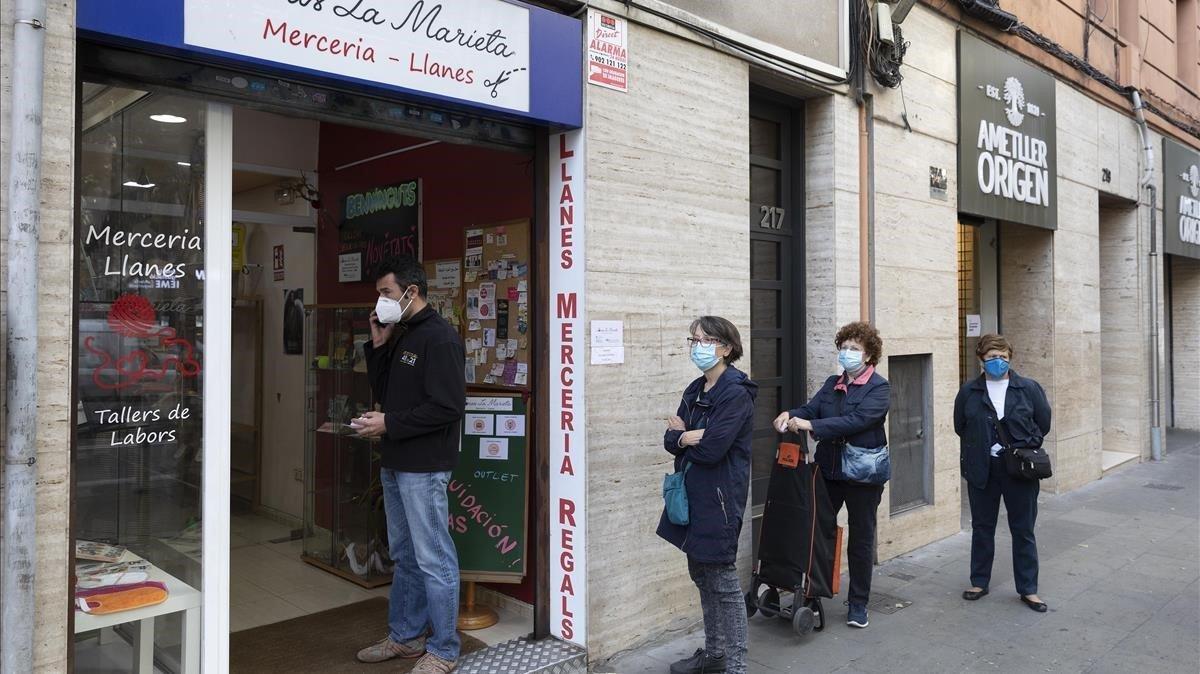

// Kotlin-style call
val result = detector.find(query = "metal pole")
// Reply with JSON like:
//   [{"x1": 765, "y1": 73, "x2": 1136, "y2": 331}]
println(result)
[
  {"x1": 1130, "y1": 90, "x2": 1163, "y2": 461},
  {"x1": 2, "y1": 0, "x2": 48, "y2": 671}
]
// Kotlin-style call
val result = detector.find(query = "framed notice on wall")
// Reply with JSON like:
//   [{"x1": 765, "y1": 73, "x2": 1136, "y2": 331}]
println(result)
[{"x1": 450, "y1": 393, "x2": 528, "y2": 583}]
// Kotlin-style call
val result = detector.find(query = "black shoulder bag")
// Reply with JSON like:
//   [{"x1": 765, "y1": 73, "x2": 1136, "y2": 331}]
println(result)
[{"x1": 991, "y1": 414, "x2": 1052, "y2": 481}]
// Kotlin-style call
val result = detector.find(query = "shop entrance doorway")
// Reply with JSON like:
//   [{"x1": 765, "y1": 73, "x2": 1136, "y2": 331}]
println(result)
[
  {"x1": 747, "y1": 98, "x2": 805, "y2": 554},
  {"x1": 956, "y1": 217, "x2": 999, "y2": 527},
  {"x1": 73, "y1": 76, "x2": 545, "y2": 672},
  {"x1": 956, "y1": 218, "x2": 999, "y2": 385}
]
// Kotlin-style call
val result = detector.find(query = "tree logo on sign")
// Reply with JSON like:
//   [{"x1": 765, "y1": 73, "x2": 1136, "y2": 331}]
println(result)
[{"x1": 1003, "y1": 77, "x2": 1025, "y2": 127}]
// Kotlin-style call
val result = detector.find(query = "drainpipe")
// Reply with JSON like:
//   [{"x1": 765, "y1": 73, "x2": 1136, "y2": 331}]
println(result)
[
  {"x1": 2, "y1": 0, "x2": 47, "y2": 671},
  {"x1": 859, "y1": 101, "x2": 871, "y2": 322},
  {"x1": 1130, "y1": 89, "x2": 1162, "y2": 462}
]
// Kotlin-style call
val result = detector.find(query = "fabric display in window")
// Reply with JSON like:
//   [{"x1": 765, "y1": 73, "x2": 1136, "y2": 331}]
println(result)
[{"x1": 76, "y1": 581, "x2": 169, "y2": 615}]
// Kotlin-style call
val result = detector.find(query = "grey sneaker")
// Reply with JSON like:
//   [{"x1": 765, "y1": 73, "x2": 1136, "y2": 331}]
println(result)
[
  {"x1": 355, "y1": 635, "x2": 426, "y2": 663},
  {"x1": 670, "y1": 648, "x2": 727, "y2": 673},
  {"x1": 412, "y1": 652, "x2": 457, "y2": 673}
]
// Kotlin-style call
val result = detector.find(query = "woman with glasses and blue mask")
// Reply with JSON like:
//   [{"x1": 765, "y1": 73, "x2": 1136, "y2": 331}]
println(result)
[
  {"x1": 658, "y1": 316, "x2": 757, "y2": 674},
  {"x1": 954, "y1": 334, "x2": 1051, "y2": 613},
  {"x1": 773, "y1": 321, "x2": 889, "y2": 629}
]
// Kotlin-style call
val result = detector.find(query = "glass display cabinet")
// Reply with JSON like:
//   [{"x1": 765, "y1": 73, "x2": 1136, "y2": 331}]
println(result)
[{"x1": 301, "y1": 306, "x2": 392, "y2": 588}]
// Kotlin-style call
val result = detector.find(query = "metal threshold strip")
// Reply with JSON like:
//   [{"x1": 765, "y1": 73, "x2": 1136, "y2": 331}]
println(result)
[{"x1": 456, "y1": 636, "x2": 586, "y2": 674}]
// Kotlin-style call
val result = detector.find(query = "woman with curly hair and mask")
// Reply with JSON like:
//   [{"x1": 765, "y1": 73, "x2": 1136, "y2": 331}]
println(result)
[{"x1": 775, "y1": 321, "x2": 889, "y2": 629}]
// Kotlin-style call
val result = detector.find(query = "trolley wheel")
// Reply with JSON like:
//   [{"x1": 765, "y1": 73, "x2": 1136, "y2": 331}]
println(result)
[
  {"x1": 792, "y1": 604, "x2": 816, "y2": 636},
  {"x1": 757, "y1": 588, "x2": 781, "y2": 618},
  {"x1": 744, "y1": 590, "x2": 758, "y2": 618},
  {"x1": 811, "y1": 598, "x2": 826, "y2": 632}
]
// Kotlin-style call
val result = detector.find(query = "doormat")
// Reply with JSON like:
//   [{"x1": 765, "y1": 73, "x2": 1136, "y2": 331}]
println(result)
[{"x1": 231, "y1": 598, "x2": 486, "y2": 673}]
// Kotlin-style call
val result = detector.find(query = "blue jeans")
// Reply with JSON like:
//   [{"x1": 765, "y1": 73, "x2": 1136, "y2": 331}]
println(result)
[
  {"x1": 382, "y1": 468, "x2": 460, "y2": 660},
  {"x1": 967, "y1": 456, "x2": 1040, "y2": 595}
]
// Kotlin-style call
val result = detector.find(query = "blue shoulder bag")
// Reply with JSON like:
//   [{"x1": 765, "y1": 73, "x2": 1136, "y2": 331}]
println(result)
[
  {"x1": 662, "y1": 461, "x2": 692, "y2": 525},
  {"x1": 663, "y1": 393, "x2": 711, "y2": 525},
  {"x1": 834, "y1": 389, "x2": 891, "y2": 485}
]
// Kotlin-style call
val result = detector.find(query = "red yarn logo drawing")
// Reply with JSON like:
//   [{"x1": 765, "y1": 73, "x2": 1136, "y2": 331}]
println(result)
[{"x1": 84, "y1": 294, "x2": 202, "y2": 391}]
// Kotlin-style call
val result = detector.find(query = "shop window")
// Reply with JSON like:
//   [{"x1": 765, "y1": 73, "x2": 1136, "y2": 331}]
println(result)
[
  {"x1": 73, "y1": 85, "x2": 209, "y2": 671},
  {"x1": 1179, "y1": 0, "x2": 1199, "y2": 91}
]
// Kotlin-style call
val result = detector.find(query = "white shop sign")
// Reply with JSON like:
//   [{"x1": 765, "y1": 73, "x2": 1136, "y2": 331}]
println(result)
[
  {"x1": 184, "y1": 0, "x2": 531, "y2": 112},
  {"x1": 549, "y1": 129, "x2": 586, "y2": 646}
]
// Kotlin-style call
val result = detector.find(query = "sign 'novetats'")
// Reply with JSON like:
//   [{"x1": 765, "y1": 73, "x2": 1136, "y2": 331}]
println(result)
[
  {"x1": 958, "y1": 31, "x2": 1058, "y2": 230},
  {"x1": 1163, "y1": 138, "x2": 1200, "y2": 260}
]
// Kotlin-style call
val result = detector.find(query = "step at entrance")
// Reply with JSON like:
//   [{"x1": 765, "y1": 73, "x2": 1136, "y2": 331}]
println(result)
[{"x1": 457, "y1": 636, "x2": 586, "y2": 674}]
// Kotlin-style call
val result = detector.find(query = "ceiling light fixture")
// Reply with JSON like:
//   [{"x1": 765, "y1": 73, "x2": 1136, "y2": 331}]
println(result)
[
  {"x1": 123, "y1": 169, "x2": 156, "y2": 189},
  {"x1": 177, "y1": 161, "x2": 192, "y2": 167},
  {"x1": 150, "y1": 114, "x2": 187, "y2": 124}
]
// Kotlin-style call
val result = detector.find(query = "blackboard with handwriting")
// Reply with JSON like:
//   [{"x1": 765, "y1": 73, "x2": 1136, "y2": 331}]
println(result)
[{"x1": 449, "y1": 393, "x2": 528, "y2": 583}]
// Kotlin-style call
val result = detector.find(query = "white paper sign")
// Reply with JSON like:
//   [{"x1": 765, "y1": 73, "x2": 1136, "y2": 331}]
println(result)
[
  {"x1": 966, "y1": 314, "x2": 983, "y2": 337},
  {"x1": 338, "y1": 253, "x2": 362, "y2": 283},
  {"x1": 479, "y1": 437, "x2": 509, "y2": 461},
  {"x1": 465, "y1": 413, "x2": 494, "y2": 436},
  {"x1": 433, "y1": 260, "x2": 462, "y2": 289},
  {"x1": 478, "y1": 282, "x2": 497, "y2": 320},
  {"x1": 466, "y1": 396, "x2": 514, "y2": 412},
  {"x1": 591, "y1": 346, "x2": 625, "y2": 365},
  {"x1": 184, "y1": 0, "x2": 531, "y2": 112},
  {"x1": 590, "y1": 320, "x2": 623, "y2": 347},
  {"x1": 496, "y1": 414, "x2": 526, "y2": 437}
]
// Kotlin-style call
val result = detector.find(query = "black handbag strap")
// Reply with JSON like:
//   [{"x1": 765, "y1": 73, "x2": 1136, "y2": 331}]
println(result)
[
  {"x1": 990, "y1": 413, "x2": 1015, "y2": 450},
  {"x1": 833, "y1": 388, "x2": 846, "y2": 443}
]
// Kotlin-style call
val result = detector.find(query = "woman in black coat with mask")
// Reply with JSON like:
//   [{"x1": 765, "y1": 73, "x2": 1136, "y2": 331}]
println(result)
[
  {"x1": 658, "y1": 316, "x2": 756, "y2": 674},
  {"x1": 955, "y1": 333, "x2": 1051, "y2": 612}
]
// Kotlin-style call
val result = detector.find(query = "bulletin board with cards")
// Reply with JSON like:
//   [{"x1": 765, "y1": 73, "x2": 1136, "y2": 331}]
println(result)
[{"x1": 461, "y1": 219, "x2": 532, "y2": 389}]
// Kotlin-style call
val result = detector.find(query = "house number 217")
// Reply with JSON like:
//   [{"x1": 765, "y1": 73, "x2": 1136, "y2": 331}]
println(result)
[{"x1": 759, "y1": 205, "x2": 785, "y2": 229}]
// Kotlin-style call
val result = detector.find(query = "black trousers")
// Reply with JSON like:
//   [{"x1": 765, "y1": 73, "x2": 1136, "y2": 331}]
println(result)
[
  {"x1": 823, "y1": 478, "x2": 883, "y2": 606},
  {"x1": 967, "y1": 455, "x2": 1040, "y2": 595}
]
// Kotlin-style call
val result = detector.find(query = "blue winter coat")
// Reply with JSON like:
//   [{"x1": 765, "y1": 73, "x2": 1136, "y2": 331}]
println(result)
[
  {"x1": 656, "y1": 366, "x2": 757, "y2": 565},
  {"x1": 954, "y1": 372, "x2": 1052, "y2": 490},
  {"x1": 787, "y1": 371, "x2": 890, "y2": 481}
]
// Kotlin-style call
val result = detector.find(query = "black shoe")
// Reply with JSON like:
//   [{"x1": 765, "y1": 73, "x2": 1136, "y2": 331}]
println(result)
[
  {"x1": 669, "y1": 648, "x2": 727, "y2": 674},
  {"x1": 1020, "y1": 595, "x2": 1048, "y2": 613},
  {"x1": 962, "y1": 588, "x2": 989, "y2": 601}
]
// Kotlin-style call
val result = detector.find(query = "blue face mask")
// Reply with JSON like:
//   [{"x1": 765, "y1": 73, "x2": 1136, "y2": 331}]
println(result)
[
  {"x1": 838, "y1": 349, "x2": 864, "y2": 372},
  {"x1": 691, "y1": 343, "x2": 721, "y2": 372},
  {"x1": 983, "y1": 357, "x2": 1010, "y2": 378}
]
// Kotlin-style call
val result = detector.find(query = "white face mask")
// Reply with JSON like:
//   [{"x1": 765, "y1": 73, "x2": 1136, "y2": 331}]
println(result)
[
  {"x1": 375, "y1": 287, "x2": 415, "y2": 325},
  {"x1": 375, "y1": 296, "x2": 404, "y2": 324}
]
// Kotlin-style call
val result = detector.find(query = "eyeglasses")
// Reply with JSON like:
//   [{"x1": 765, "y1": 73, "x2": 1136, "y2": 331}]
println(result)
[{"x1": 687, "y1": 337, "x2": 724, "y2": 347}]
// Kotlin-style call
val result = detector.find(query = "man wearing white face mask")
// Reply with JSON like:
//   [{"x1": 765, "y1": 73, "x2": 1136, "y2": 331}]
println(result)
[{"x1": 354, "y1": 257, "x2": 466, "y2": 674}]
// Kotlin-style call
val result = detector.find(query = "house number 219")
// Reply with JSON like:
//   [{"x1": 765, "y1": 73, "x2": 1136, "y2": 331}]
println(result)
[{"x1": 759, "y1": 205, "x2": 785, "y2": 229}]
